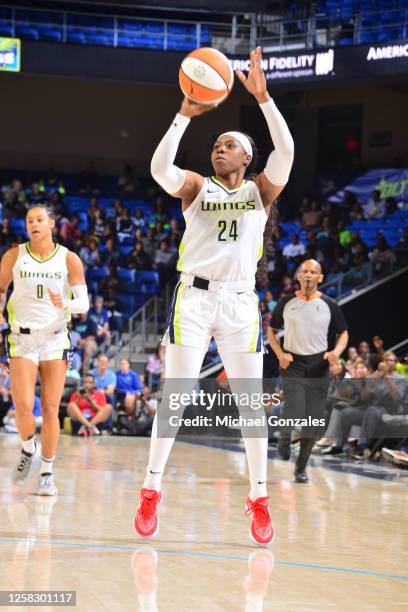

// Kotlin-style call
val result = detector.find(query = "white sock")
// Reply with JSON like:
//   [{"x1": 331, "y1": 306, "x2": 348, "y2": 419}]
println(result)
[
  {"x1": 142, "y1": 344, "x2": 206, "y2": 492},
  {"x1": 40, "y1": 456, "x2": 54, "y2": 475},
  {"x1": 245, "y1": 592, "x2": 263, "y2": 612},
  {"x1": 22, "y1": 436, "x2": 36, "y2": 455},
  {"x1": 244, "y1": 437, "x2": 268, "y2": 499}
]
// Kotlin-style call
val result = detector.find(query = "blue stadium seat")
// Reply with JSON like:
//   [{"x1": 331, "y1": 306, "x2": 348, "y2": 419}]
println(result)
[
  {"x1": 338, "y1": 37, "x2": 354, "y2": 45},
  {"x1": 117, "y1": 268, "x2": 135, "y2": 282},
  {"x1": 121, "y1": 21, "x2": 143, "y2": 32},
  {"x1": 86, "y1": 267, "x2": 109, "y2": 282},
  {"x1": 66, "y1": 31, "x2": 86, "y2": 44},
  {"x1": 136, "y1": 271, "x2": 160, "y2": 294},
  {"x1": 37, "y1": 27, "x2": 63, "y2": 43},
  {"x1": 0, "y1": 21, "x2": 12, "y2": 36},
  {"x1": 86, "y1": 33, "x2": 113, "y2": 47},
  {"x1": 117, "y1": 246, "x2": 133, "y2": 256},
  {"x1": 15, "y1": 25, "x2": 40, "y2": 40},
  {"x1": 10, "y1": 219, "x2": 26, "y2": 234}
]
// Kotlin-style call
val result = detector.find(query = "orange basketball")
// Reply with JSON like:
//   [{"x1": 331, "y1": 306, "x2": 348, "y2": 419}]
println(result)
[{"x1": 179, "y1": 47, "x2": 234, "y2": 105}]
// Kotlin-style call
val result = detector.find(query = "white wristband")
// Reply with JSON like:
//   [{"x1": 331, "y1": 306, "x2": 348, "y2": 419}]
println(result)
[
  {"x1": 64, "y1": 284, "x2": 89, "y2": 314},
  {"x1": 260, "y1": 99, "x2": 294, "y2": 186},
  {"x1": 150, "y1": 113, "x2": 190, "y2": 195}
]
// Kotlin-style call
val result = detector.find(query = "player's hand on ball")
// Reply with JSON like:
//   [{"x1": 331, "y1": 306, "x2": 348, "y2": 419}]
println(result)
[
  {"x1": 324, "y1": 351, "x2": 338, "y2": 365},
  {"x1": 179, "y1": 97, "x2": 217, "y2": 118},
  {"x1": 236, "y1": 46, "x2": 270, "y2": 104},
  {"x1": 48, "y1": 289, "x2": 65, "y2": 309},
  {"x1": 279, "y1": 352, "x2": 293, "y2": 369}
]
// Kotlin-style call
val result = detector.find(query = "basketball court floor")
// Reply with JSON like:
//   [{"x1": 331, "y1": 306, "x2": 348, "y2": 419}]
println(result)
[{"x1": 0, "y1": 433, "x2": 407, "y2": 611}]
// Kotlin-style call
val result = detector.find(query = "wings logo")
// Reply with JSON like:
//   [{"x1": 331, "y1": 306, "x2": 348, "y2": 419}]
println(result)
[{"x1": 315, "y1": 49, "x2": 334, "y2": 76}]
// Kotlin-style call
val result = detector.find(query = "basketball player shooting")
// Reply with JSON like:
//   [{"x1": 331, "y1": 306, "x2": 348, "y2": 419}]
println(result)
[{"x1": 134, "y1": 46, "x2": 294, "y2": 545}]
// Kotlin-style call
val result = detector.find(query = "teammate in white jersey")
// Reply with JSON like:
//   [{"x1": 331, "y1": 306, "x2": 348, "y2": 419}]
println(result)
[
  {"x1": 134, "y1": 47, "x2": 294, "y2": 545},
  {"x1": 0, "y1": 204, "x2": 89, "y2": 495}
]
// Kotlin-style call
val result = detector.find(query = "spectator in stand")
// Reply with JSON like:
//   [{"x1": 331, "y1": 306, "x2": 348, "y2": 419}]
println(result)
[
  {"x1": 87, "y1": 196, "x2": 99, "y2": 225},
  {"x1": 102, "y1": 288, "x2": 125, "y2": 340},
  {"x1": 0, "y1": 218, "x2": 18, "y2": 247},
  {"x1": 115, "y1": 358, "x2": 143, "y2": 415},
  {"x1": 358, "y1": 340, "x2": 371, "y2": 364},
  {"x1": 100, "y1": 237, "x2": 122, "y2": 267},
  {"x1": 90, "y1": 207, "x2": 106, "y2": 239},
  {"x1": 332, "y1": 244, "x2": 351, "y2": 271},
  {"x1": 114, "y1": 385, "x2": 157, "y2": 436},
  {"x1": 116, "y1": 207, "x2": 135, "y2": 242},
  {"x1": 67, "y1": 321, "x2": 82, "y2": 373},
  {"x1": 280, "y1": 274, "x2": 297, "y2": 297},
  {"x1": 99, "y1": 263, "x2": 124, "y2": 297},
  {"x1": 146, "y1": 343, "x2": 164, "y2": 390},
  {"x1": 345, "y1": 346, "x2": 359, "y2": 376},
  {"x1": 350, "y1": 232, "x2": 368, "y2": 258},
  {"x1": 350, "y1": 201, "x2": 364, "y2": 221},
  {"x1": 67, "y1": 374, "x2": 112, "y2": 436},
  {"x1": 118, "y1": 164, "x2": 139, "y2": 194},
  {"x1": 337, "y1": 219, "x2": 352, "y2": 248},
  {"x1": 385, "y1": 196, "x2": 397, "y2": 215},
  {"x1": 89, "y1": 354, "x2": 117, "y2": 405},
  {"x1": 142, "y1": 227, "x2": 159, "y2": 261},
  {"x1": 264, "y1": 290, "x2": 277, "y2": 313},
  {"x1": 371, "y1": 234, "x2": 396, "y2": 277},
  {"x1": 282, "y1": 233, "x2": 306, "y2": 261},
  {"x1": 153, "y1": 240, "x2": 176, "y2": 287},
  {"x1": 395, "y1": 229, "x2": 408, "y2": 267},
  {"x1": 169, "y1": 218, "x2": 182, "y2": 239},
  {"x1": 59, "y1": 214, "x2": 82, "y2": 249},
  {"x1": 127, "y1": 241, "x2": 151, "y2": 270},
  {"x1": 364, "y1": 189, "x2": 385, "y2": 220},
  {"x1": 167, "y1": 231, "x2": 181, "y2": 255},
  {"x1": 49, "y1": 192, "x2": 68, "y2": 225},
  {"x1": 3, "y1": 179, "x2": 28, "y2": 218},
  {"x1": 148, "y1": 195, "x2": 170, "y2": 228},
  {"x1": 78, "y1": 161, "x2": 100, "y2": 195},
  {"x1": 89, "y1": 296, "x2": 111, "y2": 348},
  {"x1": 79, "y1": 237, "x2": 101, "y2": 269},
  {"x1": 353, "y1": 352, "x2": 406, "y2": 459},
  {"x1": 321, "y1": 361, "x2": 371, "y2": 456},
  {"x1": 301, "y1": 200, "x2": 322, "y2": 229},
  {"x1": 39, "y1": 167, "x2": 65, "y2": 195},
  {"x1": 73, "y1": 312, "x2": 99, "y2": 373},
  {"x1": 155, "y1": 220, "x2": 169, "y2": 242},
  {"x1": 133, "y1": 208, "x2": 146, "y2": 230},
  {"x1": 28, "y1": 182, "x2": 43, "y2": 204}
]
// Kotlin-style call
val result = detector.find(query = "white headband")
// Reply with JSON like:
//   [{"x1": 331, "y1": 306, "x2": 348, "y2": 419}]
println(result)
[{"x1": 219, "y1": 131, "x2": 253, "y2": 159}]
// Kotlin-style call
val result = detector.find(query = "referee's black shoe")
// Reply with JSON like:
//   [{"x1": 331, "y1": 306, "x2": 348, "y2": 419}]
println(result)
[
  {"x1": 278, "y1": 434, "x2": 291, "y2": 461},
  {"x1": 294, "y1": 469, "x2": 308, "y2": 484}
]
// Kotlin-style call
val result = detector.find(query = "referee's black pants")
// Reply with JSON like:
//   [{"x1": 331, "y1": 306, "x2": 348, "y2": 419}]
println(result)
[{"x1": 281, "y1": 352, "x2": 330, "y2": 472}]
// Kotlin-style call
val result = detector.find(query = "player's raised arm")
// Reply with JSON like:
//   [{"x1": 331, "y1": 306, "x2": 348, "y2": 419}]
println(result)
[
  {"x1": 236, "y1": 46, "x2": 294, "y2": 209},
  {"x1": 150, "y1": 97, "x2": 216, "y2": 206}
]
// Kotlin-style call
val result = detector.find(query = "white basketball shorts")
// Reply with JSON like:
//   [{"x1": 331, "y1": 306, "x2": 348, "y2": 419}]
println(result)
[
  {"x1": 162, "y1": 274, "x2": 263, "y2": 353},
  {"x1": 6, "y1": 327, "x2": 73, "y2": 366}
]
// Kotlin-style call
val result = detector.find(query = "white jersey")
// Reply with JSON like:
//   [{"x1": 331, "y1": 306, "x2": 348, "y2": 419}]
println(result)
[
  {"x1": 177, "y1": 177, "x2": 268, "y2": 282},
  {"x1": 8, "y1": 243, "x2": 71, "y2": 331}
]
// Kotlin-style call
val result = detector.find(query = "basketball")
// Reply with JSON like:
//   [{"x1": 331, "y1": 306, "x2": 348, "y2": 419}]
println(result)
[{"x1": 179, "y1": 47, "x2": 234, "y2": 105}]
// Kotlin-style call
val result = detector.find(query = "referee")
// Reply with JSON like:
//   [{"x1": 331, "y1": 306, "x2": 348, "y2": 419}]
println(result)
[{"x1": 268, "y1": 259, "x2": 348, "y2": 483}]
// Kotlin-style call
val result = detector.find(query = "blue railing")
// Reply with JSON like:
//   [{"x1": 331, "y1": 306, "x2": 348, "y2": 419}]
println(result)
[{"x1": 0, "y1": 3, "x2": 407, "y2": 54}]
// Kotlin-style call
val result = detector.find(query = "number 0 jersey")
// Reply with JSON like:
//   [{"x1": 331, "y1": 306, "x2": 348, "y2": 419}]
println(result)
[
  {"x1": 7, "y1": 243, "x2": 71, "y2": 331},
  {"x1": 177, "y1": 177, "x2": 268, "y2": 282}
]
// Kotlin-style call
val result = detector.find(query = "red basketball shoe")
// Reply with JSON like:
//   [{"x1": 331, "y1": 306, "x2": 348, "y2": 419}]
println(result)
[
  {"x1": 245, "y1": 496, "x2": 275, "y2": 546},
  {"x1": 134, "y1": 488, "x2": 161, "y2": 538}
]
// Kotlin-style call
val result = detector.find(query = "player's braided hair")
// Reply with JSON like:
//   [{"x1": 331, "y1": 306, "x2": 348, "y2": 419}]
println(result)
[{"x1": 26, "y1": 203, "x2": 55, "y2": 219}]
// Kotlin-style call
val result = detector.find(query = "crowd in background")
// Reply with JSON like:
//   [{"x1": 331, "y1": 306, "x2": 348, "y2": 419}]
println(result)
[{"x1": 0, "y1": 167, "x2": 407, "y2": 466}]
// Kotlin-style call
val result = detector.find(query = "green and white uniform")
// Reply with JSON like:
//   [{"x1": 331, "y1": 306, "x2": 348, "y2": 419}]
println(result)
[
  {"x1": 163, "y1": 177, "x2": 268, "y2": 353},
  {"x1": 6, "y1": 243, "x2": 72, "y2": 365}
]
